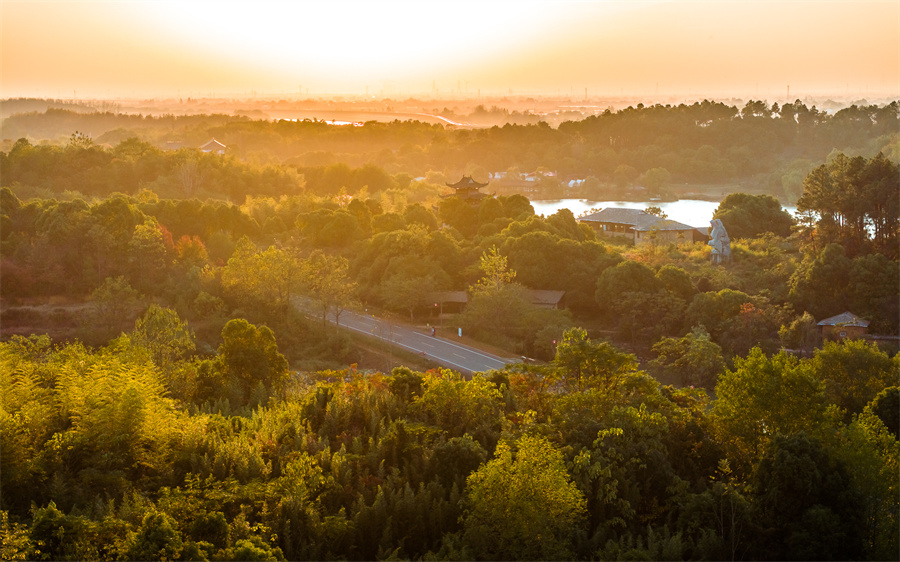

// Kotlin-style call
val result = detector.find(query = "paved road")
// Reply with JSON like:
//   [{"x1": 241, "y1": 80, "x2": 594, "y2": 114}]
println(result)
[{"x1": 325, "y1": 307, "x2": 519, "y2": 375}]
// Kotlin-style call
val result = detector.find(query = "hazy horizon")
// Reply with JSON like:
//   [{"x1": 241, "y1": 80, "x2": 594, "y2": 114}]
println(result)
[{"x1": 2, "y1": 1, "x2": 898, "y2": 101}]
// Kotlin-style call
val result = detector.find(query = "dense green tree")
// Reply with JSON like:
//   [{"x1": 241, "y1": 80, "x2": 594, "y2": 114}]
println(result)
[
  {"x1": 674, "y1": 461, "x2": 752, "y2": 561},
  {"x1": 437, "y1": 196, "x2": 480, "y2": 237},
  {"x1": 28, "y1": 502, "x2": 101, "y2": 561},
  {"x1": 868, "y1": 386, "x2": 900, "y2": 439},
  {"x1": 812, "y1": 339, "x2": 899, "y2": 417},
  {"x1": 594, "y1": 261, "x2": 695, "y2": 342},
  {"x1": 655, "y1": 264, "x2": 696, "y2": 302},
  {"x1": 126, "y1": 219, "x2": 171, "y2": 292},
  {"x1": 504, "y1": 231, "x2": 619, "y2": 313},
  {"x1": 788, "y1": 243, "x2": 852, "y2": 319},
  {"x1": 848, "y1": 251, "x2": 900, "y2": 333},
  {"x1": 777, "y1": 311, "x2": 818, "y2": 356},
  {"x1": 129, "y1": 305, "x2": 196, "y2": 373},
  {"x1": 296, "y1": 208, "x2": 365, "y2": 248},
  {"x1": 717, "y1": 300, "x2": 791, "y2": 357},
  {"x1": 571, "y1": 403, "x2": 680, "y2": 546},
  {"x1": 344, "y1": 197, "x2": 375, "y2": 233},
  {"x1": 460, "y1": 283, "x2": 572, "y2": 356},
  {"x1": 402, "y1": 202, "x2": 439, "y2": 231},
  {"x1": 615, "y1": 290, "x2": 687, "y2": 343},
  {"x1": 88, "y1": 276, "x2": 142, "y2": 340},
  {"x1": 0, "y1": 187, "x2": 22, "y2": 245},
  {"x1": 595, "y1": 260, "x2": 661, "y2": 312},
  {"x1": 613, "y1": 164, "x2": 638, "y2": 189},
  {"x1": 221, "y1": 239, "x2": 303, "y2": 314},
  {"x1": 650, "y1": 326, "x2": 725, "y2": 388},
  {"x1": 461, "y1": 434, "x2": 587, "y2": 560},
  {"x1": 371, "y1": 211, "x2": 407, "y2": 233},
  {"x1": 1, "y1": 511, "x2": 34, "y2": 561},
  {"x1": 410, "y1": 370, "x2": 503, "y2": 448},
  {"x1": 2, "y1": 338, "x2": 182, "y2": 512},
  {"x1": 430, "y1": 435, "x2": 488, "y2": 489},
  {"x1": 713, "y1": 193, "x2": 794, "y2": 239},
  {"x1": 638, "y1": 166, "x2": 672, "y2": 197},
  {"x1": 221, "y1": 537, "x2": 285, "y2": 561},
  {"x1": 216, "y1": 318, "x2": 289, "y2": 402},
  {"x1": 381, "y1": 267, "x2": 446, "y2": 320},
  {"x1": 470, "y1": 246, "x2": 516, "y2": 295},
  {"x1": 797, "y1": 152, "x2": 899, "y2": 258},
  {"x1": 685, "y1": 288, "x2": 757, "y2": 341},
  {"x1": 352, "y1": 226, "x2": 430, "y2": 300},
  {"x1": 303, "y1": 251, "x2": 356, "y2": 329},
  {"x1": 749, "y1": 434, "x2": 863, "y2": 561},
  {"x1": 785, "y1": 244, "x2": 898, "y2": 334},
  {"x1": 123, "y1": 511, "x2": 184, "y2": 561},
  {"x1": 711, "y1": 348, "x2": 828, "y2": 472},
  {"x1": 554, "y1": 327, "x2": 639, "y2": 392},
  {"x1": 832, "y1": 405, "x2": 900, "y2": 560}
]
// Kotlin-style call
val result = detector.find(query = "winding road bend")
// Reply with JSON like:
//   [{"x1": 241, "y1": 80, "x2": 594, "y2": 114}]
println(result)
[{"x1": 307, "y1": 305, "x2": 519, "y2": 375}]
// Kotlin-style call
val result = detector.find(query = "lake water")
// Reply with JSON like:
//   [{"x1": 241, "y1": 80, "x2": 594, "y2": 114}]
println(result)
[{"x1": 530, "y1": 199, "x2": 798, "y2": 228}]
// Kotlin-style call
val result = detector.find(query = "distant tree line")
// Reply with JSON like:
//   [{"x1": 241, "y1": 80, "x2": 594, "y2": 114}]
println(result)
[{"x1": 3, "y1": 99, "x2": 897, "y2": 200}]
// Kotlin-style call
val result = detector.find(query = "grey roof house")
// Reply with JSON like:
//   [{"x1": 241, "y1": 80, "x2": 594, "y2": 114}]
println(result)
[{"x1": 578, "y1": 208, "x2": 707, "y2": 245}]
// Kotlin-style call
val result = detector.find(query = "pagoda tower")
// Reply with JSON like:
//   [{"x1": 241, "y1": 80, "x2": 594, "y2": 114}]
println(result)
[{"x1": 444, "y1": 176, "x2": 490, "y2": 203}]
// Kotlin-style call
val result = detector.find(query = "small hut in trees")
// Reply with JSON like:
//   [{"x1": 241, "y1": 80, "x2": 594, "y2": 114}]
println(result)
[
  {"x1": 445, "y1": 176, "x2": 490, "y2": 203},
  {"x1": 200, "y1": 139, "x2": 226, "y2": 155},
  {"x1": 817, "y1": 312, "x2": 870, "y2": 341}
]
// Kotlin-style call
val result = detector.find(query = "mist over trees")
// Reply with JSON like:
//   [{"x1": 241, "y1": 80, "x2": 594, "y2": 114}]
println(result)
[{"x1": 3, "y1": 98, "x2": 897, "y2": 201}]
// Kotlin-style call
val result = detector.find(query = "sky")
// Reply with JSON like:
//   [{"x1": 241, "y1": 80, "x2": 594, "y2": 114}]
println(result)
[{"x1": 2, "y1": 0, "x2": 898, "y2": 100}]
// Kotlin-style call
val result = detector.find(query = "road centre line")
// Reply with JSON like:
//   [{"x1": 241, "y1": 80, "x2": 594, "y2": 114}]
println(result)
[
  {"x1": 313, "y1": 306, "x2": 515, "y2": 373},
  {"x1": 337, "y1": 321, "x2": 479, "y2": 374},
  {"x1": 343, "y1": 310, "x2": 514, "y2": 365}
]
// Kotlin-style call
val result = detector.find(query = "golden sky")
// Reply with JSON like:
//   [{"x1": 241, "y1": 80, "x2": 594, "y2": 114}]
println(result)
[{"x1": 2, "y1": 0, "x2": 898, "y2": 99}]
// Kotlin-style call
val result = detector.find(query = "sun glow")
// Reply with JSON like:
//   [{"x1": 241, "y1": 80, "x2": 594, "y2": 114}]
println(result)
[
  {"x1": 1, "y1": 0, "x2": 897, "y2": 99},
  {"x1": 135, "y1": 1, "x2": 604, "y2": 92}
]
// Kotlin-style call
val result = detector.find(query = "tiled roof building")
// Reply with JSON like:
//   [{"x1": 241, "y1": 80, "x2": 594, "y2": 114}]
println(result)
[{"x1": 578, "y1": 207, "x2": 707, "y2": 245}]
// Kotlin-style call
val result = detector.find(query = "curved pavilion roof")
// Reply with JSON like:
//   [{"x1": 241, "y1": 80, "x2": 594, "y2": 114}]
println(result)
[{"x1": 446, "y1": 176, "x2": 488, "y2": 189}]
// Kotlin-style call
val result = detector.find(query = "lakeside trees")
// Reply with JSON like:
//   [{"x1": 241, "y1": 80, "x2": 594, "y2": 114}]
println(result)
[
  {"x1": 713, "y1": 192, "x2": 794, "y2": 238},
  {"x1": 796, "y1": 152, "x2": 900, "y2": 258}
]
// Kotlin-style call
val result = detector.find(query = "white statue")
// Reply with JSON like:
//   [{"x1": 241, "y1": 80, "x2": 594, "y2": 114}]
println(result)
[{"x1": 708, "y1": 219, "x2": 731, "y2": 264}]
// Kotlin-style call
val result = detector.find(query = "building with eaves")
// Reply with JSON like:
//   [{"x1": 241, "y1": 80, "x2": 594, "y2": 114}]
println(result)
[
  {"x1": 443, "y1": 176, "x2": 490, "y2": 204},
  {"x1": 578, "y1": 207, "x2": 707, "y2": 245},
  {"x1": 200, "y1": 138, "x2": 226, "y2": 155}
]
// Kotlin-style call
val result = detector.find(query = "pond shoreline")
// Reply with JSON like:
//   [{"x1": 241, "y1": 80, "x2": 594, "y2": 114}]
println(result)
[{"x1": 529, "y1": 198, "x2": 798, "y2": 229}]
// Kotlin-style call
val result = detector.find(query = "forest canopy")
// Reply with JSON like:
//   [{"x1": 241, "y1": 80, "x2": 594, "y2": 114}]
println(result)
[{"x1": 1, "y1": 98, "x2": 898, "y2": 561}]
